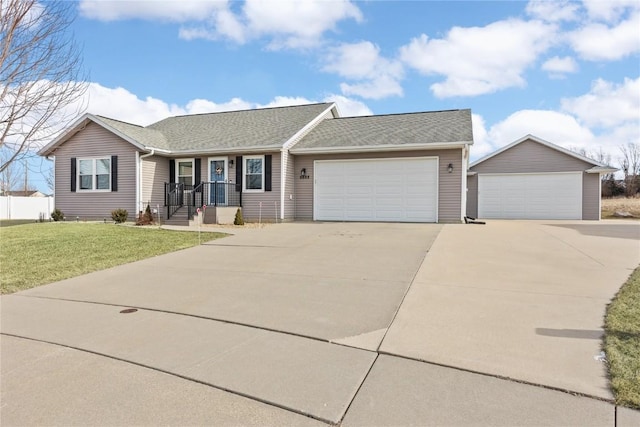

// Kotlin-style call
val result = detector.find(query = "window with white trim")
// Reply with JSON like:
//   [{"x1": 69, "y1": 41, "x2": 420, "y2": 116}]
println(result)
[
  {"x1": 78, "y1": 158, "x2": 110, "y2": 191},
  {"x1": 244, "y1": 155, "x2": 264, "y2": 192},
  {"x1": 177, "y1": 160, "x2": 193, "y2": 186}
]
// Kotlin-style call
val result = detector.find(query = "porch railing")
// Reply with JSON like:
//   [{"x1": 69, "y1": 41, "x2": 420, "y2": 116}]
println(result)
[{"x1": 165, "y1": 182, "x2": 242, "y2": 220}]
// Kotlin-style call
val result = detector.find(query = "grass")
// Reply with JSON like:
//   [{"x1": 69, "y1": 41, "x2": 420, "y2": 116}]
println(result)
[
  {"x1": 602, "y1": 197, "x2": 640, "y2": 219},
  {"x1": 604, "y1": 266, "x2": 640, "y2": 409},
  {"x1": 0, "y1": 222, "x2": 227, "y2": 294}
]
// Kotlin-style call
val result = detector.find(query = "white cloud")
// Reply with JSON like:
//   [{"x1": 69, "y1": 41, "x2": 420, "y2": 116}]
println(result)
[
  {"x1": 560, "y1": 77, "x2": 640, "y2": 128},
  {"x1": 400, "y1": 19, "x2": 555, "y2": 98},
  {"x1": 541, "y1": 56, "x2": 578, "y2": 75},
  {"x1": 78, "y1": 0, "x2": 227, "y2": 23},
  {"x1": 568, "y1": 11, "x2": 640, "y2": 60},
  {"x1": 488, "y1": 110, "x2": 595, "y2": 148},
  {"x1": 103, "y1": 0, "x2": 363, "y2": 49},
  {"x1": 581, "y1": 0, "x2": 640, "y2": 22},
  {"x1": 243, "y1": 0, "x2": 363, "y2": 49},
  {"x1": 323, "y1": 41, "x2": 404, "y2": 99},
  {"x1": 43, "y1": 83, "x2": 370, "y2": 143},
  {"x1": 526, "y1": 0, "x2": 579, "y2": 22}
]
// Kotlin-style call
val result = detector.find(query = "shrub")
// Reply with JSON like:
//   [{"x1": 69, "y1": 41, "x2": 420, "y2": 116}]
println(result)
[
  {"x1": 136, "y1": 204, "x2": 155, "y2": 226},
  {"x1": 51, "y1": 208, "x2": 64, "y2": 222},
  {"x1": 234, "y1": 208, "x2": 244, "y2": 225},
  {"x1": 111, "y1": 208, "x2": 128, "y2": 223}
]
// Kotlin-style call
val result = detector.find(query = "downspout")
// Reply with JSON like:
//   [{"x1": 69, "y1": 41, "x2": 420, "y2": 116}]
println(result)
[
  {"x1": 280, "y1": 148, "x2": 286, "y2": 221},
  {"x1": 461, "y1": 145, "x2": 468, "y2": 221},
  {"x1": 138, "y1": 150, "x2": 155, "y2": 213}
]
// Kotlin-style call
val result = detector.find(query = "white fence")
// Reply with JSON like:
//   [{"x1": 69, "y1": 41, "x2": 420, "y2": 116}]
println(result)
[{"x1": 0, "y1": 196, "x2": 54, "y2": 220}]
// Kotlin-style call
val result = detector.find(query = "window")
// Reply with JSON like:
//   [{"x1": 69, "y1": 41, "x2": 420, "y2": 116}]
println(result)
[
  {"x1": 78, "y1": 158, "x2": 110, "y2": 191},
  {"x1": 244, "y1": 155, "x2": 264, "y2": 191},
  {"x1": 177, "y1": 160, "x2": 193, "y2": 186}
]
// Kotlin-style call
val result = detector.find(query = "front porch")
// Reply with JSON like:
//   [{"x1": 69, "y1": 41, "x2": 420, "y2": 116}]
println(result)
[{"x1": 164, "y1": 182, "x2": 241, "y2": 225}]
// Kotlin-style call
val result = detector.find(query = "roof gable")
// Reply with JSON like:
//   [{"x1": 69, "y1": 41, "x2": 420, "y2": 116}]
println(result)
[
  {"x1": 38, "y1": 114, "x2": 156, "y2": 156},
  {"x1": 470, "y1": 134, "x2": 609, "y2": 170}
]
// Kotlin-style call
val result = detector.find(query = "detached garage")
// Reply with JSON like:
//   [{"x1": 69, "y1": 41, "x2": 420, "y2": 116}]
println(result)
[{"x1": 467, "y1": 135, "x2": 617, "y2": 220}]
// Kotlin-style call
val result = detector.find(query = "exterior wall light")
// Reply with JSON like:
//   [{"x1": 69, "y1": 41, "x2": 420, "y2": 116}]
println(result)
[
  {"x1": 301, "y1": 168, "x2": 307, "y2": 176},
  {"x1": 447, "y1": 163, "x2": 454, "y2": 173},
  {"x1": 229, "y1": 159, "x2": 234, "y2": 167}
]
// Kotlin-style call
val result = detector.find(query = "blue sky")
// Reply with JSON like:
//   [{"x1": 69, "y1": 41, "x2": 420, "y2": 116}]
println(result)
[{"x1": 24, "y1": 0, "x2": 640, "y2": 192}]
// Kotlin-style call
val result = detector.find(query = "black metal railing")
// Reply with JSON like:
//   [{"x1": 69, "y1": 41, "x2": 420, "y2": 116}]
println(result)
[{"x1": 165, "y1": 182, "x2": 241, "y2": 220}]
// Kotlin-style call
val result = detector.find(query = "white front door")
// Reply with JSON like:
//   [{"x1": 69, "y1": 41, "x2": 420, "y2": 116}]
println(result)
[{"x1": 209, "y1": 157, "x2": 228, "y2": 205}]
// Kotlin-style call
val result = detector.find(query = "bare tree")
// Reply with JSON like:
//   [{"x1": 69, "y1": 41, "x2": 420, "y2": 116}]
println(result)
[
  {"x1": 0, "y1": 0, "x2": 87, "y2": 174},
  {"x1": 619, "y1": 142, "x2": 640, "y2": 197},
  {"x1": 0, "y1": 149, "x2": 20, "y2": 194}
]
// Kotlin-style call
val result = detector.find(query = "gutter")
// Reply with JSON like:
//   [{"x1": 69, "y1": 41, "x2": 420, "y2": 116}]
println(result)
[{"x1": 290, "y1": 141, "x2": 473, "y2": 155}]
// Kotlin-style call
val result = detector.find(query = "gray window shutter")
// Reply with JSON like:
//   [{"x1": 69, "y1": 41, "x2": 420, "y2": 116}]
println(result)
[
  {"x1": 235, "y1": 156, "x2": 242, "y2": 192},
  {"x1": 111, "y1": 156, "x2": 118, "y2": 191},
  {"x1": 71, "y1": 158, "x2": 76, "y2": 192},
  {"x1": 265, "y1": 155, "x2": 272, "y2": 192},
  {"x1": 194, "y1": 158, "x2": 201, "y2": 185}
]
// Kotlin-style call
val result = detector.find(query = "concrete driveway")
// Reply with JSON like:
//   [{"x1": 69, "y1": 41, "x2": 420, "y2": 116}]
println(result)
[{"x1": 2, "y1": 221, "x2": 639, "y2": 426}]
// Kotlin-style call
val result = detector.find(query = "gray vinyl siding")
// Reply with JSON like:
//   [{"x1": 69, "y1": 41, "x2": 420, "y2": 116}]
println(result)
[
  {"x1": 582, "y1": 173, "x2": 600, "y2": 220},
  {"x1": 283, "y1": 151, "x2": 296, "y2": 220},
  {"x1": 466, "y1": 174, "x2": 478, "y2": 218},
  {"x1": 470, "y1": 139, "x2": 593, "y2": 173},
  {"x1": 53, "y1": 122, "x2": 137, "y2": 220},
  {"x1": 241, "y1": 151, "x2": 281, "y2": 222},
  {"x1": 141, "y1": 155, "x2": 170, "y2": 212},
  {"x1": 293, "y1": 149, "x2": 463, "y2": 223}
]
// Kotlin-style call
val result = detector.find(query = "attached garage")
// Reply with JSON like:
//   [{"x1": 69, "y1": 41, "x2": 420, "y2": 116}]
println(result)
[
  {"x1": 290, "y1": 109, "x2": 474, "y2": 223},
  {"x1": 467, "y1": 135, "x2": 617, "y2": 221},
  {"x1": 314, "y1": 157, "x2": 438, "y2": 222}
]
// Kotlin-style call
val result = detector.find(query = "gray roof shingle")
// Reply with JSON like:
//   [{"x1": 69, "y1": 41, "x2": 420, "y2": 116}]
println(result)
[
  {"x1": 291, "y1": 109, "x2": 473, "y2": 152},
  {"x1": 146, "y1": 103, "x2": 333, "y2": 151},
  {"x1": 96, "y1": 116, "x2": 167, "y2": 148}
]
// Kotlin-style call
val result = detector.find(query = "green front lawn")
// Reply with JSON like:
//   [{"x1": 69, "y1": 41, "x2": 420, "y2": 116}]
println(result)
[
  {"x1": 0, "y1": 223, "x2": 226, "y2": 294},
  {"x1": 604, "y1": 266, "x2": 640, "y2": 409}
]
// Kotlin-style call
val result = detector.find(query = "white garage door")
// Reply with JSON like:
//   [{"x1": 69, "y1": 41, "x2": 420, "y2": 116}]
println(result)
[
  {"x1": 478, "y1": 172, "x2": 582, "y2": 219},
  {"x1": 314, "y1": 157, "x2": 438, "y2": 222}
]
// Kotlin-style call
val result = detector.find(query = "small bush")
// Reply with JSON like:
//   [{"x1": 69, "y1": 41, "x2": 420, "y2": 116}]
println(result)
[
  {"x1": 111, "y1": 208, "x2": 128, "y2": 223},
  {"x1": 135, "y1": 204, "x2": 155, "y2": 226},
  {"x1": 51, "y1": 208, "x2": 64, "y2": 222},
  {"x1": 234, "y1": 208, "x2": 244, "y2": 225}
]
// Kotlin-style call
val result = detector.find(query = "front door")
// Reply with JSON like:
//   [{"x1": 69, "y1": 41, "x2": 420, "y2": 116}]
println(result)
[{"x1": 209, "y1": 158, "x2": 228, "y2": 205}]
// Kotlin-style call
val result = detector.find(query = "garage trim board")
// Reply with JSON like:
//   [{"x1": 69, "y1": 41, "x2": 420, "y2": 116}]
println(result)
[
  {"x1": 478, "y1": 171, "x2": 583, "y2": 220},
  {"x1": 313, "y1": 157, "x2": 439, "y2": 223}
]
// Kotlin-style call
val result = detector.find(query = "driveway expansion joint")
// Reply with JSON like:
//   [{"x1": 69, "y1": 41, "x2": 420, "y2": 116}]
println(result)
[
  {"x1": 0, "y1": 333, "x2": 337, "y2": 425},
  {"x1": 377, "y1": 349, "x2": 616, "y2": 405}
]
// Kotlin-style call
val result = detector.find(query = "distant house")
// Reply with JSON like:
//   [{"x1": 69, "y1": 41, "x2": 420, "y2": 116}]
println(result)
[
  {"x1": 467, "y1": 135, "x2": 617, "y2": 220},
  {"x1": 38, "y1": 103, "x2": 473, "y2": 224}
]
